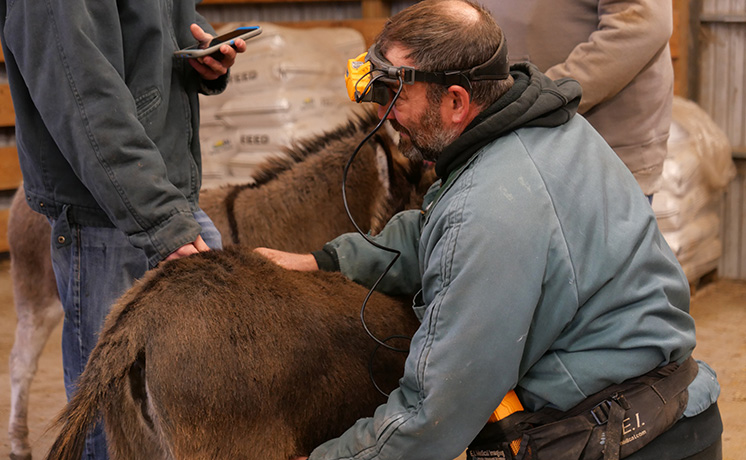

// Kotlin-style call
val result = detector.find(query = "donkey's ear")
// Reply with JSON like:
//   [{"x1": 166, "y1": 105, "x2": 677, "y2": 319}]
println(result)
[
  {"x1": 382, "y1": 119, "x2": 435, "y2": 191},
  {"x1": 378, "y1": 119, "x2": 437, "y2": 210},
  {"x1": 380, "y1": 120, "x2": 411, "y2": 179}
]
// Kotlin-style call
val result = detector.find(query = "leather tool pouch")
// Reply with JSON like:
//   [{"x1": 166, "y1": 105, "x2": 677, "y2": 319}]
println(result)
[{"x1": 467, "y1": 357, "x2": 698, "y2": 460}]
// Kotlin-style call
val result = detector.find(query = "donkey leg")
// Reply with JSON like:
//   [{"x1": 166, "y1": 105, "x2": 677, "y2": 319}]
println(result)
[
  {"x1": 8, "y1": 296, "x2": 63, "y2": 460},
  {"x1": 7, "y1": 187, "x2": 63, "y2": 460}
]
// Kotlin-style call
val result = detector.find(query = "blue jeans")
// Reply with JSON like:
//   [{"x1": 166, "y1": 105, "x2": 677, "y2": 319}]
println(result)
[{"x1": 49, "y1": 209, "x2": 222, "y2": 460}]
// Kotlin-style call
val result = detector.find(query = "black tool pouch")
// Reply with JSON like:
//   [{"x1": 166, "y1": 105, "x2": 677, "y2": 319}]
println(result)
[{"x1": 466, "y1": 357, "x2": 699, "y2": 460}]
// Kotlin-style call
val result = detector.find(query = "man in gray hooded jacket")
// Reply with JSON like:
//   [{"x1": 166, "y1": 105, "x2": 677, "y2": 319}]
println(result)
[{"x1": 257, "y1": 1, "x2": 721, "y2": 459}]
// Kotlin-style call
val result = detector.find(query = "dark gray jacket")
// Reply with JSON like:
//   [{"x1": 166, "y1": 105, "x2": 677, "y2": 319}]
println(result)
[{"x1": 0, "y1": 0, "x2": 227, "y2": 266}]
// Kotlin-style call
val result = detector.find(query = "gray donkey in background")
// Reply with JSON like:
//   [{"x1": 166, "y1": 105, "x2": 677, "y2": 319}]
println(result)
[{"x1": 7, "y1": 109, "x2": 434, "y2": 460}]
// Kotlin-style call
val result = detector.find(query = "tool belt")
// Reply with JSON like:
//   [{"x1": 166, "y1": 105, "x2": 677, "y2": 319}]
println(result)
[{"x1": 467, "y1": 356, "x2": 698, "y2": 460}]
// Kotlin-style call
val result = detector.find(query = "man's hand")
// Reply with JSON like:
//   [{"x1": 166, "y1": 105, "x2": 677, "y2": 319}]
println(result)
[
  {"x1": 165, "y1": 235, "x2": 211, "y2": 261},
  {"x1": 187, "y1": 24, "x2": 247, "y2": 80},
  {"x1": 254, "y1": 248, "x2": 319, "y2": 271}
]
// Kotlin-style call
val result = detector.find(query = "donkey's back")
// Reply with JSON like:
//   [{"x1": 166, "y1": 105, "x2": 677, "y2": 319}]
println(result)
[{"x1": 46, "y1": 247, "x2": 418, "y2": 460}]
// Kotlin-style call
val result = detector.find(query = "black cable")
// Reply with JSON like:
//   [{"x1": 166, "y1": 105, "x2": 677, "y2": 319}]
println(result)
[
  {"x1": 342, "y1": 76, "x2": 409, "y2": 353},
  {"x1": 368, "y1": 335, "x2": 412, "y2": 397},
  {"x1": 356, "y1": 70, "x2": 378, "y2": 103},
  {"x1": 342, "y1": 76, "x2": 412, "y2": 396}
]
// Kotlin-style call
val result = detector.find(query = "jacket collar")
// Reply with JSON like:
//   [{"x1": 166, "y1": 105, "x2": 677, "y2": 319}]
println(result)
[{"x1": 435, "y1": 63, "x2": 582, "y2": 179}]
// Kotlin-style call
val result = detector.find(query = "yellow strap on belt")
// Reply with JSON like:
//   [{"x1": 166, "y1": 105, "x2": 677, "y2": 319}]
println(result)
[
  {"x1": 488, "y1": 389, "x2": 524, "y2": 422},
  {"x1": 487, "y1": 390, "x2": 524, "y2": 455}
]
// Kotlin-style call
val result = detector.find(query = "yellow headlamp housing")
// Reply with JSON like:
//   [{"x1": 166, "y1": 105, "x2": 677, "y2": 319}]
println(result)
[
  {"x1": 345, "y1": 52, "x2": 374, "y2": 103},
  {"x1": 344, "y1": 48, "x2": 402, "y2": 105}
]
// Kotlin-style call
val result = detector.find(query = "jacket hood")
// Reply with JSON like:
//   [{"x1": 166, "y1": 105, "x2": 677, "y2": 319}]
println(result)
[{"x1": 436, "y1": 63, "x2": 582, "y2": 178}]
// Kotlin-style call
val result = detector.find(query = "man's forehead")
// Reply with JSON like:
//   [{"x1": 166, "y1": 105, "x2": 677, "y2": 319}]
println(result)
[{"x1": 382, "y1": 44, "x2": 414, "y2": 68}]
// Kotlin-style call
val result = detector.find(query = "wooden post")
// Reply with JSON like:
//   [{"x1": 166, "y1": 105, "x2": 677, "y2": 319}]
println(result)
[
  {"x1": 670, "y1": 0, "x2": 703, "y2": 101},
  {"x1": 0, "y1": 84, "x2": 15, "y2": 127},
  {"x1": 361, "y1": 0, "x2": 390, "y2": 19},
  {"x1": 671, "y1": 0, "x2": 690, "y2": 97}
]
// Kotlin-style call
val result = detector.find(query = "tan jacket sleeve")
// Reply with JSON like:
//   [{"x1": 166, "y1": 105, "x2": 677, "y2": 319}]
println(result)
[{"x1": 544, "y1": 0, "x2": 673, "y2": 114}]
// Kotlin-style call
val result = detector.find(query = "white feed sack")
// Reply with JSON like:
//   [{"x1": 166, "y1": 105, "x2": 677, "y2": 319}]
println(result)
[
  {"x1": 653, "y1": 96, "x2": 736, "y2": 282},
  {"x1": 199, "y1": 22, "x2": 366, "y2": 188}
]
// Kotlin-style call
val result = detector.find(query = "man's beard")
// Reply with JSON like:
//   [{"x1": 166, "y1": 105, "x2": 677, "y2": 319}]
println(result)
[{"x1": 391, "y1": 103, "x2": 459, "y2": 163}]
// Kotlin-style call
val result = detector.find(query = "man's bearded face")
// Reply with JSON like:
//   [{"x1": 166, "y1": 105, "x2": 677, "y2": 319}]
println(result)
[{"x1": 390, "y1": 98, "x2": 460, "y2": 163}]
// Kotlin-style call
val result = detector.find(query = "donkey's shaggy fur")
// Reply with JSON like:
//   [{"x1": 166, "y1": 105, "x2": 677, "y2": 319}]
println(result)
[{"x1": 46, "y1": 248, "x2": 418, "y2": 459}]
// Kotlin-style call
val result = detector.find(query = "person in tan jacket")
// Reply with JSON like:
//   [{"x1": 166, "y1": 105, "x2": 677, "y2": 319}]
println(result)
[{"x1": 483, "y1": 0, "x2": 674, "y2": 198}]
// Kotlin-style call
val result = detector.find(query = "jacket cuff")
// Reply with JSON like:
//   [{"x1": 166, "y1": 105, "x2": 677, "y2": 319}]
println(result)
[
  {"x1": 200, "y1": 70, "x2": 229, "y2": 95},
  {"x1": 130, "y1": 211, "x2": 202, "y2": 269},
  {"x1": 312, "y1": 244, "x2": 340, "y2": 272}
]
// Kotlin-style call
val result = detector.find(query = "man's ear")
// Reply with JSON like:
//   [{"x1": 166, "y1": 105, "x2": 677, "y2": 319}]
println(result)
[{"x1": 444, "y1": 85, "x2": 473, "y2": 125}]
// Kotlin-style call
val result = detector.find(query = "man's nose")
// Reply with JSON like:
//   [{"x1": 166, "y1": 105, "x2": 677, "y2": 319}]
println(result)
[{"x1": 377, "y1": 102, "x2": 395, "y2": 120}]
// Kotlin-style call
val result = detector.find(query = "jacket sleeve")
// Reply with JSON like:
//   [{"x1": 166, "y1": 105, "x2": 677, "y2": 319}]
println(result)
[
  {"x1": 3, "y1": 0, "x2": 202, "y2": 263},
  {"x1": 324, "y1": 209, "x2": 424, "y2": 297},
  {"x1": 193, "y1": 10, "x2": 230, "y2": 95},
  {"x1": 194, "y1": 5, "x2": 215, "y2": 34},
  {"x1": 543, "y1": 0, "x2": 673, "y2": 113},
  {"x1": 309, "y1": 178, "x2": 550, "y2": 460}
]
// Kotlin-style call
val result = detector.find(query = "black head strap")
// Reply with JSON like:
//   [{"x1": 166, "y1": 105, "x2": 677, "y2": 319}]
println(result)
[{"x1": 366, "y1": 34, "x2": 509, "y2": 87}]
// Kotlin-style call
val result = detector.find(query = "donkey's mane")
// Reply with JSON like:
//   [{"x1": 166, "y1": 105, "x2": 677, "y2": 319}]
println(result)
[
  {"x1": 211, "y1": 108, "x2": 378, "y2": 200},
  {"x1": 250, "y1": 108, "x2": 379, "y2": 187},
  {"x1": 216, "y1": 108, "x2": 383, "y2": 245}
]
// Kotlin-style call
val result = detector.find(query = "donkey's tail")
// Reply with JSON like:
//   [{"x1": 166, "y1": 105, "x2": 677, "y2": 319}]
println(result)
[{"x1": 43, "y1": 285, "x2": 151, "y2": 460}]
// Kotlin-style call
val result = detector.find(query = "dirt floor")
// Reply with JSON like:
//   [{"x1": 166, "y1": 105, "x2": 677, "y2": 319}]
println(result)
[{"x1": 0, "y1": 255, "x2": 744, "y2": 459}]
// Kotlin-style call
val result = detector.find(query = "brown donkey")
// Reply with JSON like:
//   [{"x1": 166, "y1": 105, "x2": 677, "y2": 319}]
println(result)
[
  {"x1": 45, "y1": 247, "x2": 419, "y2": 459},
  {"x1": 7, "y1": 109, "x2": 433, "y2": 460}
]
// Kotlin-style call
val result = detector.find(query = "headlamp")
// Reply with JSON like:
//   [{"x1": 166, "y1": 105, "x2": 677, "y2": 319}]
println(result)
[
  {"x1": 344, "y1": 34, "x2": 510, "y2": 105},
  {"x1": 345, "y1": 52, "x2": 394, "y2": 105}
]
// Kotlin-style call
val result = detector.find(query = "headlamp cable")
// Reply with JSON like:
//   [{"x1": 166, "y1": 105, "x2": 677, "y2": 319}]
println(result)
[{"x1": 342, "y1": 76, "x2": 410, "y2": 396}]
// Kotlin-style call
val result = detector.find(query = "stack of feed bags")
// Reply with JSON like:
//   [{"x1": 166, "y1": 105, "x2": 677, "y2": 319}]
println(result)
[
  {"x1": 199, "y1": 22, "x2": 366, "y2": 188},
  {"x1": 653, "y1": 96, "x2": 736, "y2": 282}
]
